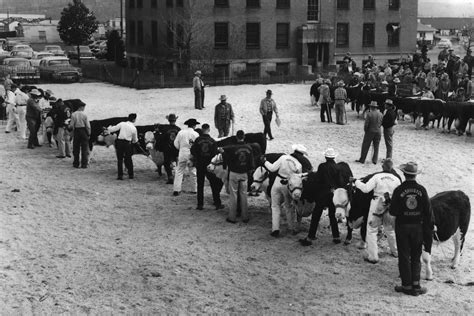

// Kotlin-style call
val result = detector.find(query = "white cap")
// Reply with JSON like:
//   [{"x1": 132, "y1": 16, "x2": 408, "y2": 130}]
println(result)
[
  {"x1": 323, "y1": 148, "x2": 338, "y2": 159},
  {"x1": 291, "y1": 144, "x2": 308, "y2": 156}
]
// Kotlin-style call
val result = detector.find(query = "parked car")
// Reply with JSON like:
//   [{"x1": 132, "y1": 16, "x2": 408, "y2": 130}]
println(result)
[
  {"x1": 0, "y1": 58, "x2": 40, "y2": 81},
  {"x1": 5, "y1": 39, "x2": 30, "y2": 51},
  {"x1": 67, "y1": 46, "x2": 94, "y2": 60},
  {"x1": 437, "y1": 39, "x2": 452, "y2": 49},
  {"x1": 8, "y1": 50, "x2": 34, "y2": 59},
  {"x1": 30, "y1": 51, "x2": 54, "y2": 67},
  {"x1": 38, "y1": 56, "x2": 82, "y2": 82},
  {"x1": 11, "y1": 44, "x2": 34, "y2": 52},
  {"x1": 44, "y1": 45, "x2": 65, "y2": 56}
]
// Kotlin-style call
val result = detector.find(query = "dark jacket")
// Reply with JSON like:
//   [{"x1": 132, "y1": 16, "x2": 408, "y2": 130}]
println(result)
[
  {"x1": 382, "y1": 107, "x2": 397, "y2": 129},
  {"x1": 364, "y1": 109, "x2": 383, "y2": 133},
  {"x1": 26, "y1": 98, "x2": 41, "y2": 120},
  {"x1": 291, "y1": 152, "x2": 313, "y2": 173},
  {"x1": 316, "y1": 159, "x2": 339, "y2": 196},
  {"x1": 190, "y1": 134, "x2": 217, "y2": 167},
  {"x1": 223, "y1": 143, "x2": 255, "y2": 174}
]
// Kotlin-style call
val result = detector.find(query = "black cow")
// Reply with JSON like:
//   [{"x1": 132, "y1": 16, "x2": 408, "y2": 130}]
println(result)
[
  {"x1": 216, "y1": 132, "x2": 267, "y2": 154},
  {"x1": 453, "y1": 102, "x2": 474, "y2": 135},
  {"x1": 89, "y1": 117, "x2": 128, "y2": 151}
]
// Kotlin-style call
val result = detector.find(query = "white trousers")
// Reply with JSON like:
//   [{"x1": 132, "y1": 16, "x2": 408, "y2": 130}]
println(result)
[
  {"x1": 366, "y1": 197, "x2": 397, "y2": 261},
  {"x1": 173, "y1": 156, "x2": 196, "y2": 192},
  {"x1": 270, "y1": 179, "x2": 295, "y2": 232},
  {"x1": 6, "y1": 104, "x2": 20, "y2": 133},
  {"x1": 16, "y1": 105, "x2": 27, "y2": 139}
]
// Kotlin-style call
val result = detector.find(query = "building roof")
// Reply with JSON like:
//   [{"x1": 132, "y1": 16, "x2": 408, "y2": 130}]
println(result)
[
  {"x1": 419, "y1": 17, "x2": 473, "y2": 30},
  {"x1": 417, "y1": 22, "x2": 437, "y2": 32}
]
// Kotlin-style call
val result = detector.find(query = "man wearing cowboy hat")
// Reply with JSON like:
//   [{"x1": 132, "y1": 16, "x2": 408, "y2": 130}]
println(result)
[
  {"x1": 334, "y1": 81, "x2": 347, "y2": 125},
  {"x1": 382, "y1": 99, "x2": 397, "y2": 159},
  {"x1": 25, "y1": 89, "x2": 43, "y2": 148},
  {"x1": 300, "y1": 148, "x2": 342, "y2": 246},
  {"x1": 68, "y1": 100, "x2": 90, "y2": 168},
  {"x1": 214, "y1": 95, "x2": 234, "y2": 138},
  {"x1": 173, "y1": 118, "x2": 200, "y2": 196},
  {"x1": 193, "y1": 70, "x2": 204, "y2": 109},
  {"x1": 259, "y1": 90, "x2": 279, "y2": 140},
  {"x1": 318, "y1": 79, "x2": 332, "y2": 123},
  {"x1": 390, "y1": 162, "x2": 433, "y2": 296},
  {"x1": 4, "y1": 82, "x2": 18, "y2": 135},
  {"x1": 157, "y1": 113, "x2": 181, "y2": 184},
  {"x1": 356, "y1": 101, "x2": 383, "y2": 164}
]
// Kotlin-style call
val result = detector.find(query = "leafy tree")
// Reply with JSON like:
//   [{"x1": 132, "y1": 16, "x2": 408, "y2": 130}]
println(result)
[
  {"x1": 58, "y1": 0, "x2": 98, "y2": 65},
  {"x1": 106, "y1": 30, "x2": 125, "y2": 66}
]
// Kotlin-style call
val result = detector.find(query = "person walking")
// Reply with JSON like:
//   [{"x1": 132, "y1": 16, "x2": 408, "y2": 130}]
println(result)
[
  {"x1": 382, "y1": 99, "x2": 397, "y2": 159},
  {"x1": 173, "y1": 118, "x2": 200, "y2": 196},
  {"x1": 107, "y1": 113, "x2": 138, "y2": 180},
  {"x1": 300, "y1": 148, "x2": 342, "y2": 246},
  {"x1": 25, "y1": 89, "x2": 43, "y2": 149},
  {"x1": 214, "y1": 95, "x2": 234, "y2": 138},
  {"x1": 53, "y1": 99, "x2": 72, "y2": 158},
  {"x1": 334, "y1": 81, "x2": 347, "y2": 125},
  {"x1": 191, "y1": 123, "x2": 224, "y2": 210},
  {"x1": 318, "y1": 79, "x2": 332, "y2": 122},
  {"x1": 259, "y1": 90, "x2": 279, "y2": 140},
  {"x1": 390, "y1": 162, "x2": 434, "y2": 296},
  {"x1": 221, "y1": 130, "x2": 255, "y2": 224},
  {"x1": 157, "y1": 114, "x2": 181, "y2": 184},
  {"x1": 13, "y1": 84, "x2": 29, "y2": 140},
  {"x1": 351, "y1": 159, "x2": 401, "y2": 263},
  {"x1": 356, "y1": 101, "x2": 383, "y2": 164},
  {"x1": 193, "y1": 70, "x2": 204, "y2": 109},
  {"x1": 68, "y1": 100, "x2": 90, "y2": 168},
  {"x1": 4, "y1": 84, "x2": 18, "y2": 134}
]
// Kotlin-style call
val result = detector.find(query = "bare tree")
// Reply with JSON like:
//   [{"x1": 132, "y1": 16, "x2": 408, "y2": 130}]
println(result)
[{"x1": 461, "y1": 22, "x2": 474, "y2": 52}]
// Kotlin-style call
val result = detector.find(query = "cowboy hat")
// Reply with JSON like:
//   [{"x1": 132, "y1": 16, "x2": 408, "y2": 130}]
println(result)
[
  {"x1": 337, "y1": 81, "x2": 345, "y2": 87},
  {"x1": 323, "y1": 148, "x2": 338, "y2": 159},
  {"x1": 393, "y1": 78, "x2": 401, "y2": 83},
  {"x1": 166, "y1": 113, "x2": 178, "y2": 121},
  {"x1": 385, "y1": 99, "x2": 394, "y2": 106},
  {"x1": 194, "y1": 70, "x2": 202, "y2": 75},
  {"x1": 381, "y1": 80, "x2": 389, "y2": 85},
  {"x1": 266, "y1": 89, "x2": 273, "y2": 95},
  {"x1": 45, "y1": 89, "x2": 54, "y2": 96},
  {"x1": 184, "y1": 118, "x2": 200, "y2": 126},
  {"x1": 219, "y1": 95, "x2": 227, "y2": 101},
  {"x1": 30, "y1": 89, "x2": 41, "y2": 96},
  {"x1": 369, "y1": 101, "x2": 378, "y2": 107},
  {"x1": 291, "y1": 144, "x2": 308, "y2": 156},
  {"x1": 399, "y1": 161, "x2": 421, "y2": 175}
]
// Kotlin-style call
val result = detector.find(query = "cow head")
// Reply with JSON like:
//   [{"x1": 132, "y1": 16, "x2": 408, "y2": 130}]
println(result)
[
  {"x1": 250, "y1": 166, "x2": 268, "y2": 193},
  {"x1": 207, "y1": 153, "x2": 223, "y2": 173},
  {"x1": 368, "y1": 194, "x2": 394, "y2": 229},
  {"x1": 333, "y1": 188, "x2": 351, "y2": 221},
  {"x1": 285, "y1": 173, "x2": 305, "y2": 201},
  {"x1": 144, "y1": 131, "x2": 156, "y2": 150}
]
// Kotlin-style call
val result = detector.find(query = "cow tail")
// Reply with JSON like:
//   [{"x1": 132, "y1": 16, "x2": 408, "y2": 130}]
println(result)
[{"x1": 459, "y1": 192, "x2": 471, "y2": 253}]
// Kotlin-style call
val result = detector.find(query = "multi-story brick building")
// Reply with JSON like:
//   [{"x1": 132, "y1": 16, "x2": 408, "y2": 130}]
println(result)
[{"x1": 126, "y1": 0, "x2": 418, "y2": 77}]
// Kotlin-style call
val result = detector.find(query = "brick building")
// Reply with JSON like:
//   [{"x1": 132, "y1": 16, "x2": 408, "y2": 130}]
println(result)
[{"x1": 126, "y1": 0, "x2": 418, "y2": 77}]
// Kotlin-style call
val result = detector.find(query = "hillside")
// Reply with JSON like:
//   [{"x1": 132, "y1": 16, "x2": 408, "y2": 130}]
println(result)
[{"x1": 0, "y1": 0, "x2": 121, "y2": 21}]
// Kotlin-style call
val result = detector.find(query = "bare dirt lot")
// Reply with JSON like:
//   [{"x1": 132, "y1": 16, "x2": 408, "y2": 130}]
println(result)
[{"x1": 0, "y1": 83, "x2": 473, "y2": 314}]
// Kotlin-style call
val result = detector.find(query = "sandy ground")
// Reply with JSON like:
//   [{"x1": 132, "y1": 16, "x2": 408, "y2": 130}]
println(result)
[{"x1": 0, "y1": 82, "x2": 473, "y2": 314}]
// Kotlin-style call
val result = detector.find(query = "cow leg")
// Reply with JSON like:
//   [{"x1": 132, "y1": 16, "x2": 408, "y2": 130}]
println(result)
[
  {"x1": 283, "y1": 195, "x2": 297, "y2": 235},
  {"x1": 421, "y1": 250, "x2": 433, "y2": 280},
  {"x1": 344, "y1": 221, "x2": 353, "y2": 245},
  {"x1": 451, "y1": 228, "x2": 462, "y2": 269}
]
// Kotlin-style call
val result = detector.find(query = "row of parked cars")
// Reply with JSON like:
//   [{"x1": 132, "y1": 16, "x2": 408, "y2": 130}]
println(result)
[{"x1": 0, "y1": 41, "x2": 85, "y2": 82}]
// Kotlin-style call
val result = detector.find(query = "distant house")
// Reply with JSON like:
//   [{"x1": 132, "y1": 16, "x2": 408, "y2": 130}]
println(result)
[
  {"x1": 19, "y1": 19, "x2": 60, "y2": 43},
  {"x1": 419, "y1": 17, "x2": 473, "y2": 36},
  {"x1": 417, "y1": 21, "x2": 437, "y2": 45}
]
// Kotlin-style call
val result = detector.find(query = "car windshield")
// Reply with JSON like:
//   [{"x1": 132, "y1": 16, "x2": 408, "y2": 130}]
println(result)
[
  {"x1": 6, "y1": 60, "x2": 29, "y2": 67},
  {"x1": 49, "y1": 60, "x2": 70, "y2": 66},
  {"x1": 79, "y1": 46, "x2": 90, "y2": 51},
  {"x1": 46, "y1": 46, "x2": 60, "y2": 50}
]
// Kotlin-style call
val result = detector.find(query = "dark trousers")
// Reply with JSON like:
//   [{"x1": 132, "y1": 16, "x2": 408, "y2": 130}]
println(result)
[
  {"x1": 383, "y1": 127, "x2": 394, "y2": 159},
  {"x1": 262, "y1": 113, "x2": 273, "y2": 139},
  {"x1": 194, "y1": 89, "x2": 202, "y2": 109},
  {"x1": 359, "y1": 131, "x2": 381, "y2": 163},
  {"x1": 115, "y1": 139, "x2": 133, "y2": 178},
  {"x1": 163, "y1": 150, "x2": 176, "y2": 180},
  {"x1": 395, "y1": 224, "x2": 423, "y2": 287},
  {"x1": 201, "y1": 87, "x2": 205, "y2": 108},
  {"x1": 196, "y1": 165, "x2": 223, "y2": 207},
  {"x1": 308, "y1": 193, "x2": 340, "y2": 239},
  {"x1": 320, "y1": 103, "x2": 333, "y2": 122},
  {"x1": 73, "y1": 128, "x2": 89, "y2": 167},
  {"x1": 26, "y1": 117, "x2": 40, "y2": 147}
]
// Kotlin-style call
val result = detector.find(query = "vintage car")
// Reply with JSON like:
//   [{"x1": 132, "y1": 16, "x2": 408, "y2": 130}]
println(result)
[
  {"x1": 38, "y1": 56, "x2": 82, "y2": 82},
  {"x1": 0, "y1": 58, "x2": 40, "y2": 81},
  {"x1": 11, "y1": 44, "x2": 34, "y2": 52},
  {"x1": 44, "y1": 45, "x2": 65, "y2": 56},
  {"x1": 67, "y1": 45, "x2": 94, "y2": 60},
  {"x1": 9, "y1": 50, "x2": 34, "y2": 59},
  {"x1": 30, "y1": 51, "x2": 54, "y2": 67}
]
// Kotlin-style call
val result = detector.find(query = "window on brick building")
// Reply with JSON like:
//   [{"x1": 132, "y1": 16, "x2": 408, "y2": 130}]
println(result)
[
  {"x1": 246, "y1": 63, "x2": 260, "y2": 77},
  {"x1": 151, "y1": 0, "x2": 157, "y2": 9},
  {"x1": 38, "y1": 31, "x2": 46, "y2": 41},
  {"x1": 129, "y1": 20, "x2": 136, "y2": 45},
  {"x1": 307, "y1": 0, "x2": 319, "y2": 22},
  {"x1": 215, "y1": 0, "x2": 229, "y2": 7},
  {"x1": 166, "y1": 0, "x2": 173, "y2": 8},
  {"x1": 387, "y1": 23, "x2": 400, "y2": 46},
  {"x1": 363, "y1": 0, "x2": 375, "y2": 10},
  {"x1": 246, "y1": 23, "x2": 260, "y2": 48},
  {"x1": 214, "y1": 64, "x2": 229, "y2": 78},
  {"x1": 151, "y1": 20, "x2": 158, "y2": 47},
  {"x1": 167, "y1": 22, "x2": 174, "y2": 48},
  {"x1": 137, "y1": 0, "x2": 143, "y2": 8},
  {"x1": 276, "y1": 63, "x2": 290, "y2": 75},
  {"x1": 276, "y1": 0, "x2": 290, "y2": 9},
  {"x1": 214, "y1": 22, "x2": 229, "y2": 48},
  {"x1": 362, "y1": 23, "x2": 375, "y2": 47},
  {"x1": 247, "y1": 0, "x2": 260, "y2": 8},
  {"x1": 176, "y1": 0, "x2": 183, "y2": 7},
  {"x1": 129, "y1": 0, "x2": 135, "y2": 9},
  {"x1": 389, "y1": 0, "x2": 400, "y2": 10},
  {"x1": 337, "y1": 0, "x2": 349, "y2": 10},
  {"x1": 276, "y1": 23, "x2": 290, "y2": 48},
  {"x1": 137, "y1": 21, "x2": 143, "y2": 46},
  {"x1": 336, "y1": 23, "x2": 349, "y2": 47}
]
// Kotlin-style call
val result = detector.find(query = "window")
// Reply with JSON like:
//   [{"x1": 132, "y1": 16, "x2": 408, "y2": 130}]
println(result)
[
  {"x1": 276, "y1": 0, "x2": 290, "y2": 9},
  {"x1": 214, "y1": 22, "x2": 229, "y2": 48},
  {"x1": 336, "y1": 23, "x2": 349, "y2": 47},
  {"x1": 166, "y1": 0, "x2": 173, "y2": 8},
  {"x1": 176, "y1": 0, "x2": 183, "y2": 7},
  {"x1": 38, "y1": 30, "x2": 46, "y2": 41},
  {"x1": 167, "y1": 22, "x2": 174, "y2": 47},
  {"x1": 137, "y1": 0, "x2": 142, "y2": 8},
  {"x1": 151, "y1": 0, "x2": 157, "y2": 8},
  {"x1": 307, "y1": 0, "x2": 319, "y2": 22},
  {"x1": 387, "y1": 23, "x2": 400, "y2": 47},
  {"x1": 129, "y1": 20, "x2": 136, "y2": 45},
  {"x1": 151, "y1": 21, "x2": 158, "y2": 47},
  {"x1": 276, "y1": 23, "x2": 290, "y2": 48},
  {"x1": 246, "y1": 63, "x2": 260, "y2": 77},
  {"x1": 137, "y1": 21, "x2": 143, "y2": 46},
  {"x1": 276, "y1": 63, "x2": 290, "y2": 75},
  {"x1": 363, "y1": 0, "x2": 375, "y2": 10},
  {"x1": 337, "y1": 0, "x2": 349, "y2": 10},
  {"x1": 214, "y1": 64, "x2": 229, "y2": 78},
  {"x1": 246, "y1": 23, "x2": 260, "y2": 48},
  {"x1": 129, "y1": 0, "x2": 135, "y2": 9},
  {"x1": 389, "y1": 0, "x2": 400, "y2": 10},
  {"x1": 176, "y1": 24, "x2": 184, "y2": 48},
  {"x1": 215, "y1": 0, "x2": 229, "y2": 7},
  {"x1": 247, "y1": 0, "x2": 260, "y2": 8},
  {"x1": 362, "y1": 23, "x2": 375, "y2": 47}
]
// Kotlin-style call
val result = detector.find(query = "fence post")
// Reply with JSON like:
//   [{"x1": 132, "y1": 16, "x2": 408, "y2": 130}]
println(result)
[
  {"x1": 160, "y1": 71, "x2": 164, "y2": 88},
  {"x1": 121, "y1": 67, "x2": 125, "y2": 86}
]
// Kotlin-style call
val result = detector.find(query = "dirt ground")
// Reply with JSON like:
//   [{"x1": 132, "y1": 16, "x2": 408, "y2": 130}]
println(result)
[{"x1": 0, "y1": 82, "x2": 473, "y2": 314}]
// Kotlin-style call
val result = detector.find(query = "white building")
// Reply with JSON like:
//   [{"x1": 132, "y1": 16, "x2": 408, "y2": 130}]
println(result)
[
  {"x1": 417, "y1": 21, "x2": 437, "y2": 45},
  {"x1": 19, "y1": 19, "x2": 61, "y2": 43}
]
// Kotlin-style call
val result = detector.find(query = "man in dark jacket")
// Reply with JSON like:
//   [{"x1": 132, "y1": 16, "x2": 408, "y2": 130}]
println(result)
[
  {"x1": 26, "y1": 89, "x2": 43, "y2": 149},
  {"x1": 157, "y1": 114, "x2": 181, "y2": 184},
  {"x1": 356, "y1": 101, "x2": 383, "y2": 164},
  {"x1": 382, "y1": 99, "x2": 397, "y2": 159},
  {"x1": 390, "y1": 161, "x2": 434, "y2": 296},
  {"x1": 190, "y1": 123, "x2": 223, "y2": 210}
]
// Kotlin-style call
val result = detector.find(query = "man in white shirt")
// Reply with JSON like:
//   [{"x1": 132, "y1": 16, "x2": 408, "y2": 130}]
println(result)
[
  {"x1": 173, "y1": 118, "x2": 200, "y2": 196},
  {"x1": 352, "y1": 158, "x2": 402, "y2": 263},
  {"x1": 14, "y1": 84, "x2": 29, "y2": 139},
  {"x1": 107, "y1": 113, "x2": 138, "y2": 180},
  {"x1": 5, "y1": 85, "x2": 18, "y2": 134}
]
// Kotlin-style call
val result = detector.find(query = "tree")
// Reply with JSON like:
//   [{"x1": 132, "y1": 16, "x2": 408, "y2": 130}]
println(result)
[
  {"x1": 461, "y1": 23, "x2": 474, "y2": 53},
  {"x1": 106, "y1": 30, "x2": 125, "y2": 66},
  {"x1": 58, "y1": 0, "x2": 98, "y2": 65}
]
